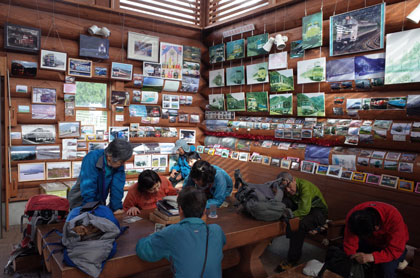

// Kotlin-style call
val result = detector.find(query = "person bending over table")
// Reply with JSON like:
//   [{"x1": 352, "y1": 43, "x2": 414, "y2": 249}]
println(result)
[
  {"x1": 274, "y1": 172, "x2": 328, "y2": 272},
  {"x1": 68, "y1": 139, "x2": 133, "y2": 214},
  {"x1": 344, "y1": 201, "x2": 409, "y2": 278},
  {"x1": 169, "y1": 139, "x2": 196, "y2": 184},
  {"x1": 186, "y1": 151, "x2": 201, "y2": 168},
  {"x1": 123, "y1": 170, "x2": 177, "y2": 216},
  {"x1": 136, "y1": 186, "x2": 226, "y2": 278},
  {"x1": 183, "y1": 160, "x2": 233, "y2": 208}
]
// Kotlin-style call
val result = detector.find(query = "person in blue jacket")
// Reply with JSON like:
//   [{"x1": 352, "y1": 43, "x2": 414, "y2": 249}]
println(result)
[
  {"x1": 183, "y1": 160, "x2": 233, "y2": 208},
  {"x1": 169, "y1": 139, "x2": 195, "y2": 183},
  {"x1": 136, "y1": 186, "x2": 226, "y2": 278},
  {"x1": 68, "y1": 139, "x2": 133, "y2": 214}
]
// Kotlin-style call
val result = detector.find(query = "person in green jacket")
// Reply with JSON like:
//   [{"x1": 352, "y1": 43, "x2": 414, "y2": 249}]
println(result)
[{"x1": 274, "y1": 171, "x2": 328, "y2": 272}]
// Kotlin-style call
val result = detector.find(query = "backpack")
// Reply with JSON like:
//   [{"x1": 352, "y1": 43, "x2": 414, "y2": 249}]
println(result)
[
  {"x1": 60, "y1": 202, "x2": 126, "y2": 278},
  {"x1": 234, "y1": 169, "x2": 293, "y2": 221},
  {"x1": 4, "y1": 194, "x2": 69, "y2": 274}
]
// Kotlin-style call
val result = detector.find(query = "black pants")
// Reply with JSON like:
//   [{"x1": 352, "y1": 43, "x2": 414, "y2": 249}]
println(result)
[{"x1": 283, "y1": 197, "x2": 327, "y2": 263}]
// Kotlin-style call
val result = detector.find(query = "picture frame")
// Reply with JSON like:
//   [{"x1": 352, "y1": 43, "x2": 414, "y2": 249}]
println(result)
[
  {"x1": 316, "y1": 164, "x2": 329, "y2": 175},
  {"x1": 72, "y1": 161, "x2": 82, "y2": 178},
  {"x1": 111, "y1": 62, "x2": 133, "y2": 81},
  {"x1": 196, "y1": 146, "x2": 204, "y2": 153},
  {"x1": 300, "y1": 160, "x2": 317, "y2": 174},
  {"x1": 35, "y1": 145, "x2": 60, "y2": 160},
  {"x1": 4, "y1": 23, "x2": 40, "y2": 53},
  {"x1": 398, "y1": 179, "x2": 414, "y2": 192},
  {"x1": 94, "y1": 66, "x2": 108, "y2": 77},
  {"x1": 68, "y1": 58, "x2": 92, "y2": 77},
  {"x1": 280, "y1": 159, "x2": 291, "y2": 169},
  {"x1": 179, "y1": 129, "x2": 196, "y2": 144},
  {"x1": 415, "y1": 182, "x2": 420, "y2": 194},
  {"x1": 11, "y1": 60, "x2": 37, "y2": 77},
  {"x1": 18, "y1": 162, "x2": 45, "y2": 182},
  {"x1": 261, "y1": 156, "x2": 271, "y2": 165},
  {"x1": 79, "y1": 34, "x2": 109, "y2": 60},
  {"x1": 58, "y1": 121, "x2": 81, "y2": 138},
  {"x1": 109, "y1": 126, "x2": 130, "y2": 142},
  {"x1": 238, "y1": 152, "x2": 249, "y2": 162},
  {"x1": 10, "y1": 146, "x2": 36, "y2": 161},
  {"x1": 31, "y1": 104, "x2": 56, "y2": 120},
  {"x1": 352, "y1": 172, "x2": 367, "y2": 182},
  {"x1": 340, "y1": 170, "x2": 353, "y2": 180},
  {"x1": 46, "y1": 161, "x2": 71, "y2": 180},
  {"x1": 127, "y1": 32, "x2": 159, "y2": 62},
  {"x1": 231, "y1": 152, "x2": 239, "y2": 160},
  {"x1": 160, "y1": 42, "x2": 183, "y2": 80},
  {"x1": 290, "y1": 161, "x2": 300, "y2": 171},
  {"x1": 326, "y1": 165, "x2": 342, "y2": 178},
  {"x1": 271, "y1": 158, "x2": 281, "y2": 167},
  {"x1": 40, "y1": 49, "x2": 67, "y2": 71},
  {"x1": 32, "y1": 87, "x2": 57, "y2": 104},
  {"x1": 143, "y1": 62, "x2": 162, "y2": 78},
  {"x1": 379, "y1": 174, "x2": 399, "y2": 189},
  {"x1": 366, "y1": 174, "x2": 381, "y2": 185},
  {"x1": 134, "y1": 154, "x2": 152, "y2": 168},
  {"x1": 209, "y1": 43, "x2": 225, "y2": 64}
]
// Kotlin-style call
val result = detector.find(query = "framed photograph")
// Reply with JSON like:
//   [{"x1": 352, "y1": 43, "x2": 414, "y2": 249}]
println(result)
[
  {"x1": 35, "y1": 145, "x2": 60, "y2": 160},
  {"x1": 46, "y1": 162, "x2": 71, "y2": 180},
  {"x1": 143, "y1": 62, "x2": 162, "y2": 78},
  {"x1": 366, "y1": 174, "x2": 381, "y2": 185},
  {"x1": 127, "y1": 32, "x2": 159, "y2": 62},
  {"x1": 68, "y1": 58, "x2": 92, "y2": 77},
  {"x1": 329, "y1": 3, "x2": 385, "y2": 56},
  {"x1": 79, "y1": 34, "x2": 109, "y2": 59},
  {"x1": 238, "y1": 152, "x2": 249, "y2": 162},
  {"x1": 301, "y1": 160, "x2": 317, "y2": 174},
  {"x1": 72, "y1": 161, "x2": 82, "y2": 178},
  {"x1": 280, "y1": 159, "x2": 291, "y2": 169},
  {"x1": 4, "y1": 23, "x2": 40, "y2": 53},
  {"x1": 11, "y1": 146, "x2": 36, "y2": 161},
  {"x1": 179, "y1": 129, "x2": 196, "y2": 144},
  {"x1": 398, "y1": 179, "x2": 414, "y2": 192},
  {"x1": 11, "y1": 60, "x2": 37, "y2": 77},
  {"x1": 18, "y1": 162, "x2": 45, "y2": 182},
  {"x1": 290, "y1": 161, "x2": 300, "y2": 171},
  {"x1": 111, "y1": 62, "x2": 133, "y2": 81},
  {"x1": 270, "y1": 158, "x2": 281, "y2": 167},
  {"x1": 32, "y1": 104, "x2": 56, "y2": 120},
  {"x1": 40, "y1": 50, "x2": 67, "y2": 71},
  {"x1": 316, "y1": 164, "x2": 329, "y2": 175},
  {"x1": 16, "y1": 85, "x2": 28, "y2": 93},
  {"x1": 111, "y1": 91, "x2": 130, "y2": 106},
  {"x1": 231, "y1": 152, "x2": 239, "y2": 160},
  {"x1": 160, "y1": 42, "x2": 183, "y2": 80},
  {"x1": 326, "y1": 165, "x2": 342, "y2": 178},
  {"x1": 32, "y1": 87, "x2": 56, "y2": 104},
  {"x1": 94, "y1": 66, "x2": 108, "y2": 77},
  {"x1": 109, "y1": 126, "x2": 130, "y2": 142},
  {"x1": 340, "y1": 170, "x2": 353, "y2": 180},
  {"x1": 379, "y1": 174, "x2": 399, "y2": 189},
  {"x1": 352, "y1": 172, "x2": 367, "y2": 182},
  {"x1": 58, "y1": 122, "x2": 80, "y2": 138},
  {"x1": 134, "y1": 154, "x2": 152, "y2": 168},
  {"x1": 221, "y1": 149, "x2": 230, "y2": 159},
  {"x1": 398, "y1": 162, "x2": 413, "y2": 173},
  {"x1": 261, "y1": 156, "x2": 271, "y2": 165},
  {"x1": 18, "y1": 105, "x2": 30, "y2": 113}
]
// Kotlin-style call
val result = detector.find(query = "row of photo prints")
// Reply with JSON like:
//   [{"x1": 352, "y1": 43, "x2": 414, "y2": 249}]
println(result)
[{"x1": 196, "y1": 145, "x2": 420, "y2": 193}]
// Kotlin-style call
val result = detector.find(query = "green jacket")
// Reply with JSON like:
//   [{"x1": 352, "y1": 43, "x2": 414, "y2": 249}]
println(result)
[{"x1": 288, "y1": 178, "x2": 328, "y2": 218}]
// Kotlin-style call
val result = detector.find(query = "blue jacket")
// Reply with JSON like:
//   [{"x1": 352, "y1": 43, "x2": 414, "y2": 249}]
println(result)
[
  {"x1": 184, "y1": 165, "x2": 233, "y2": 208},
  {"x1": 136, "y1": 217, "x2": 226, "y2": 278},
  {"x1": 170, "y1": 145, "x2": 196, "y2": 179},
  {"x1": 77, "y1": 149, "x2": 126, "y2": 211}
]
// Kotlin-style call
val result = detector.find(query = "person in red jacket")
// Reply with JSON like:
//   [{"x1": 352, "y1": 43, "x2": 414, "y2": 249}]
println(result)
[
  {"x1": 343, "y1": 201, "x2": 409, "y2": 278},
  {"x1": 123, "y1": 170, "x2": 177, "y2": 215}
]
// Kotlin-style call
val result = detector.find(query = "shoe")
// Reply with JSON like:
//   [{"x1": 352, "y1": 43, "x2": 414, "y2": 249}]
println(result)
[{"x1": 274, "y1": 260, "x2": 297, "y2": 273}]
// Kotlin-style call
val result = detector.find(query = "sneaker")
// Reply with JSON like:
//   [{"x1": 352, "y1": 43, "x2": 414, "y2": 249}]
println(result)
[{"x1": 274, "y1": 260, "x2": 297, "y2": 273}]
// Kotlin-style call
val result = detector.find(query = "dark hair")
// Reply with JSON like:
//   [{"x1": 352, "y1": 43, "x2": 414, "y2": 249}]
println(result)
[
  {"x1": 277, "y1": 172, "x2": 293, "y2": 182},
  {"x1": 137, "y1": 170, "x2": 162, "y2": 193},
  {"x1": 190, "y1": 160, "x2": 216, "y2": 187},
  {"x1": 348, "y1": 207, "x2": 381, "y2": 237},
  {"x1": 177, "y1": 187, "x2": 207, "y2": 218},
  {"x1": 105, "y1": 139, "x2": 133, "y2": 162},
  {"x1": 186, "y1": 151, "x2": 201, "y2": 162}
]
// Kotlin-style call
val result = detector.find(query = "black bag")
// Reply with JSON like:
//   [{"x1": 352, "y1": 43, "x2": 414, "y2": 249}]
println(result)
[{"x1": 234, "y1": 169, "x2": 293, "y2": 221}]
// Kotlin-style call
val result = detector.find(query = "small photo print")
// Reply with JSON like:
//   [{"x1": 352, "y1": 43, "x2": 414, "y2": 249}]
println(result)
[
  {"x1": 398, "y1": 179, "x2": 414, "y2": 192},
  {"x1": 366, "y1": 174, "x2": 381, "y2": 185},
  {"x1": 46, "y1": 161, "x2": 71, "y2": 180},
  {"x1": 352, "y1": 172, "x2": 367, "y2": 182},
  {"x1": 16, "y1": 85, "x2": 28, "y2": 93},
  {"x1": 379, "y1": 174, "x2": 399, "y2": 189},
  {"x1": 18, "y1": 162, "x2": 45, "y2": 182}
]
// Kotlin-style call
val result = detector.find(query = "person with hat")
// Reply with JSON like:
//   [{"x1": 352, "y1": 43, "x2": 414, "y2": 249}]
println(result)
[{"x1": 170, "y1": 139, "x2": 196, "y2": 185}]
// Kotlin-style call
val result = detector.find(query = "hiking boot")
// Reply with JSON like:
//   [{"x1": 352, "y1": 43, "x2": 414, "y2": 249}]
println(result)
[{"x1": 274, "y1": 260, "x2": 297, "y2": 273}]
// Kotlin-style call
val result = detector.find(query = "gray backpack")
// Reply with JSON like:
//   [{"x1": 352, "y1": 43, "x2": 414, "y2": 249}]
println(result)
[{"x1": 234, "y1": 169, "x2": 293, "y2": 221}]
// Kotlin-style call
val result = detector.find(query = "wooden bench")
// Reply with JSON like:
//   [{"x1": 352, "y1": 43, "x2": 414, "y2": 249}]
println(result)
[{"x1": 268, "y1": 263, "x2": 341, "y2": 278}]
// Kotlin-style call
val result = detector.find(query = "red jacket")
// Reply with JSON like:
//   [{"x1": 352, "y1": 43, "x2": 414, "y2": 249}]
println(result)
[
  {"x1": 123, "y1": 176, "x2": 177, "y2": 211},
  {"x1": 343, "y1": 201, "x2": 409, "y2": 264}
]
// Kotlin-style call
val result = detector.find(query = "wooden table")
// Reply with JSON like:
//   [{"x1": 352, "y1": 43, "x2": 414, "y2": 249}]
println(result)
[{"x1": 37, "y1": 208, "x2": 297, "y2": 278}]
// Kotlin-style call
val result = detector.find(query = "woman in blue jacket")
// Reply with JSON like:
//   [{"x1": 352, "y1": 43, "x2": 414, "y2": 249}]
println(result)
[
  {"x1": 169, "y1": 139, "x2": 195, "y2": 183},
  {"x1": 68, "y1": 139, "x2": 133, "y2": 214}
]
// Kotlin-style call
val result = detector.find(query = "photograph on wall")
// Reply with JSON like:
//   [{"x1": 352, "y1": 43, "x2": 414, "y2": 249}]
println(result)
[
  {"x1": 398, "y1": 180, "x2": 414, "y2": 192},
  {"x1": 379, "y1": 174, "x2": 398, "y2": 189},
  {"x1": 246, "y1": 62, "x2": 268, "y2": 85},
  {"x1": 143, "y1": 62, "x2": 162, "y2": 77},
  {"x1": 326, "y1": 57, "x2": 355, "y2": 82},
  {"x1": 141, "y1": 91, "x2": 159, "y2": 104},
  {"x1": 32, "y1": 104, "x2": 56, "y2": 120},
  {"x1": 297, "y1": 92, "x2": 325, "y2": 117},
  {"x1": 160, "y1": 42, "x2": 182, "y2": 80},
  {"x1": 129, "y1": 105, "x2": 147, "y2": 117},
  {"x1": 329, "y1": 3, "x2": 385, "y2": 56},
  {"x1": 47, "y1": 162, "x2": 71, "y2": 180},
  {"x1": 226, "y1": 66, "x2": 245, "y2": 86},
  {"x1": 183, "y1": 45, "x2": 201, "y2": 63},
  {"x1": 246, "y1": 91, "x2": 268, "y2": 112},
  {"x1": 68, "y1": 58, "x2": 92, "y2": 77},
  {"x1": 109, "y1": 126, "x2": 129, "y2": 142},
  {"x1": 181, "y1": 76, "x2": 199, "y2": 93},
  {"x1": 134, "y1": 155, "x2": 152, "y2": 168},
  {"x1": 208, "y1": 94, "x2": 225, "y2": 111},
  {"x1": 11, "y1": 146, "x2": 36, "y2": 161},
  {"x1": 209, "y1": 69, "x2": 225, "y2": 88},
  {"x1": 127, "y1": 32, "x2": 159, "y2": 62},
  {"x1": 302, "y1": 11, "x2": 323, "y2": 49},
  {"x1": 18, "y1": 163, "x2": 45, "y2": 182},
  {"x1": 209, "y1": 43, "x2": 225, "y2": 64},
  {"x1": 332, "y1": 154, "x2": 356, "y2": 171},
  {"x1": 94, "y1": 66, "x2": 107, "y2": 77},
  {"x1": 407, "y1": 95, "x2": 420, "y2": 116},
  {"x1": 226, "y1": 92, "x2": 246, "y2": 112},
  {"x1": 40, "y1": 50, "x2": 67, "y2": 71},
  {"x1": 355, "y1": 53, "x2": 385, "y2": 79},
  {"x1": 226, "y1": 39, "x2": 245, "y2": 60},
  {"x1": 179, "y1": 129, "x2": 196, "y2": 144},
  {"x1": 385, "y1": 28, "x2": 420, "y2": 85},
  {"x1": 58, "y1": 122, "x2": 80, "y2": 138},
  {"x1": 268, "y1": 52, "x2": 288, "y2": 70},
  {"x1": 290, "y1": 40, "x2": 304, "y2": 58},
  {"x1": 111, "y1": 91, "x2": 130, "y2": 106},
  {"x1": 269, "y1": 69, "x2": 294, "y2": 92},
  {"x1": 111, "y1": 62, "x2": 133, "y2": 81},
  {"x1": 143, "y1": 77, "x2": 164, "y2": 92},
  {"x1": 32, "y1": 87, "x2": 57, "y2": 104},
  {"x1": 4, "y1": 23, "x2": 40, "y2": 53},
  {"x1": 247, "y1": 33, "x2": 268, "y2": 57},
  {"x1": 22, "y1": 125, "x2": 56, "y2": 145},
  {"x1": 79, "y1": 34, "x2": 109, "y2": 59},
  {"x1": 11, "y1": 60, "x2": 37, "y2": 77},
  {"x1": 151, "y1": 154, "x2": 168, "y2": 168},
  {"x1": 72, "y1": 161, "x2": 82, "y2": 178},
  {"x1": 75, "y1": 81, "x2": 107, "y2": 108},
  {"x1": 182, "y1": 61, "x2": 200, "y2": 78},
  {"x1": 269, "y1": 93, "x2": 293, "y2": 115},
  {"x1": 297, "y1": 57, "x2": 326, "y2": 84}
]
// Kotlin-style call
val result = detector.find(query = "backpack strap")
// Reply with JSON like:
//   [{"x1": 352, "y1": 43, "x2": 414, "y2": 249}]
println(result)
[{"x1": 200, "y1": 225, "x2": 209, "y2": 278}]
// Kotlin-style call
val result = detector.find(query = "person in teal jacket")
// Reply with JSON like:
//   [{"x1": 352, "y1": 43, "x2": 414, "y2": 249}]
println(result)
[
  {"x1": 274, "y1": 171, "x2": 328, "y2": 272},
  {"x1": 183, "y1": 160, "x2": 233, "y2": 208},
  {"x1": 169, "y1": 139, "x2": 196, "y2": 183},
  {"x1": 68, "y1": 139, "x2": 133, "y2": 213},
  {"x1": 136, "y1": 187, "x2": 226, "y2": 278}
]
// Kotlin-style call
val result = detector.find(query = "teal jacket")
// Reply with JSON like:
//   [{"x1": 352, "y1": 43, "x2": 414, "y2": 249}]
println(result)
[
  {"x1": 170, "y1": 146, "x2": 196, "y2": 179},
  {"x1": 136, "y1": 217, "x2": 226, "y2": 278}
]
